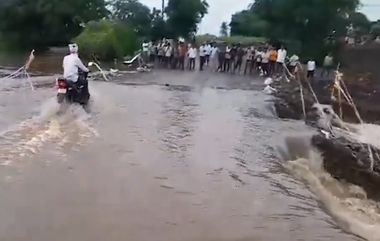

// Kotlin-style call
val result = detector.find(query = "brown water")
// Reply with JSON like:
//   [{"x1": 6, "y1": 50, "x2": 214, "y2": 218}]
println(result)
[
  {"x1": 0, "y1": 49, "x2": 87, "y2": 75},
  {"x1": 0, "y1": 69, "x2": 367, "y2": 241}
]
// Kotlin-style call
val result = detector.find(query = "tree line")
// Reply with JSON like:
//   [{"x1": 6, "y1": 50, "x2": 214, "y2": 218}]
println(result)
[
  {"x1": 0, "y1": 0, "x2": 209, "y2": 50},
  {"x1": 228, "y1": 0, "x2": 379, "y2": 60}
]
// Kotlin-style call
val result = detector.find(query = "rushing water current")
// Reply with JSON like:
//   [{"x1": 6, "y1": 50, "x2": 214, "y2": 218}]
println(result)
[{"x1": 0, "y1": 69, "x2": 379, "y2": 241}]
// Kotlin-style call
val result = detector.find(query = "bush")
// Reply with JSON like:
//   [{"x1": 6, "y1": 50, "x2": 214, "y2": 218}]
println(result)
[{"x1": 75, "y1": 20, "x2": 140, "y2": 60}]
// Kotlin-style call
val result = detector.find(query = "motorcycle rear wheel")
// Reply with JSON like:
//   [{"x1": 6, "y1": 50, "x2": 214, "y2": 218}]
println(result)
[{"x1": 57, "y1": 93, "x2": 66, "y2": 104}]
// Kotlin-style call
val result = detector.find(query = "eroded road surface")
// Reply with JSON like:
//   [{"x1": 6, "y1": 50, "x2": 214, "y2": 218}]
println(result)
[{"x1": 0, "y1": 70, "x2": 363, "y2": 241}]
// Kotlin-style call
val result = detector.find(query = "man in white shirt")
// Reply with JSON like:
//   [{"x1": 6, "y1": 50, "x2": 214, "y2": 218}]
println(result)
[
  {"x1": 142, "y1": 40, "x2": 149, "y2": 62},
  {"x1": 164, "y1": 43, "x2": 173, "y2": 68},
  {"x1": 307, "y1": 59, "x2": 316, "y2": 80},
  {"x1": 142, "y1": 41, "x2": 149, "y2": 52},
  {"x1": 223, "y1": 45, "x2": 232, "y2": 72},
  {"x1": 205, "y1": 43, "x2": 212, "y2": 66},
  {"x1": 276, "y1": 45, "x2": 287, "y2": 74},
  {"x1": 199, "y1": 44, "x2": 206, "y2": 71},
  {"x1": 187, "y1": 45, "x2": 197, "y2": 70},
  {"x1": 255, "y1": 48, "x2": 263, "y2": 73},
  {"x1": 210, "y1": 45, "x2": 218, "y2": 69},
  {"x1": 63, "y1": 43, "x2": 89, "y2": 83},
  {"x1": 261, "y1": 49, "x2": 271, "y2": 76},
  {"x1": 244, "y1": 46, "x2": 254, "y2": 75}
]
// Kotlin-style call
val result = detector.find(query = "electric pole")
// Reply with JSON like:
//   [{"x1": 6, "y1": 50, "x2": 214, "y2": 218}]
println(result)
[{"x1": 162, "y1": 0, "x2": 165, "y2": 18}]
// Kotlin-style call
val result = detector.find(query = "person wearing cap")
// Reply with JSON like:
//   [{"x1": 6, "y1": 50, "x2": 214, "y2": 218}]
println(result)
[
  {"x1": 63, "y1": 43, "x2": 89, "y2": 83},
  {"x1": 63, "y1": 43, "x2": 90, "y2": 98}
]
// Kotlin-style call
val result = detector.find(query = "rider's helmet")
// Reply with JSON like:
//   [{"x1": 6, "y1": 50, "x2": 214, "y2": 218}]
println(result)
[{"x1": 69, "y1": 43, "x2": 79, "y2": 54}]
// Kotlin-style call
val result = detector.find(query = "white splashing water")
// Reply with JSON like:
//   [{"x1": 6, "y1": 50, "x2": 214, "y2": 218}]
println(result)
[
  {"x1": 0, "y1": 96, "x2": 99, "y2": 166},
  {"x1": 38, "y1": 97, "x2": 61, "y2": 121},
  {"x1": 346, "y1": 123, "x2": 380, "y2": 150},
  {"x1": 283, "y1": 134, "x2": 380, "y2": 241}
]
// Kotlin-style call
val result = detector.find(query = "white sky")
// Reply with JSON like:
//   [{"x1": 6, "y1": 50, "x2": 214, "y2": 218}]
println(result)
[
  {"x1": 360, "y1": 0, "x2": 380, "y2": 21},
  {"x1": 140, "y1": 0, "x2": 380, "y2": 35}
]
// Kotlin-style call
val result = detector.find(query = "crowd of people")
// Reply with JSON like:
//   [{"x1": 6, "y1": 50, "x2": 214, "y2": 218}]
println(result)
[{"x1": 141, "y1": 39, "x2": 335, "y2": 80}]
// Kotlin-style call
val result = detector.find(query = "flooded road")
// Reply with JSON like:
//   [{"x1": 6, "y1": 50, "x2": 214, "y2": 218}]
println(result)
[{"x1": 0, "y1": 70, "x2": 366, "y2": 241}]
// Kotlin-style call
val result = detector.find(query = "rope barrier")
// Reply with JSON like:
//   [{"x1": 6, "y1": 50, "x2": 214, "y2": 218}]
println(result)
[
  {"x1": 332, "y1": 66, "x2": 376, "y2": 171},
  {"x1": 281, "y1": 61, "x2": 321, "y2": 119},
  {"x1": 333, "y1": 68, "x2": 363, "y2": 124},
  {"x1": 297, "y1": 72, "x2": 307, "y2": 120},
  {"x1": 0, "y1": 66, "x2": 25, "y2": 81},
  {"x1": 282, "y1": 59, "x2": 376, "y2": 172},
  {"x1": 0, "y1": 50, "x2": 35, "y2": 91},
  {"x1": 295, "y1": 62, "x2": 320, "y2": 104},
  {"x1": 280, "y1": 62, "x2": 306, "y2": 119}
]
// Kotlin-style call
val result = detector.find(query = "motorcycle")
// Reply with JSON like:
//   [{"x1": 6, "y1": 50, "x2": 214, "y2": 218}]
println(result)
[{"x1": 56, "y1": 69, "x2": 90, "y2": 108}]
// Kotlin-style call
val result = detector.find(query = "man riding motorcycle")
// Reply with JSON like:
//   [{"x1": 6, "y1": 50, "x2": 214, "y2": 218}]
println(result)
[{"x1": 63, "y1": 43, "x2": 89, "y2": 94}]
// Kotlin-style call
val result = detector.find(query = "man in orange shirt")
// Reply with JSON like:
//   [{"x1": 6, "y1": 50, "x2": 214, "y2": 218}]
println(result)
[{"x1": 269, "y1": 47, "x2": 277, "y2": 76}]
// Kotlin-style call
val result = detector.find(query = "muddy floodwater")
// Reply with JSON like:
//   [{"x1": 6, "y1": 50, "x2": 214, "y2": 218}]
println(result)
[{"x1": 0, "y1": 68, "x2": 371, "y2": 241}]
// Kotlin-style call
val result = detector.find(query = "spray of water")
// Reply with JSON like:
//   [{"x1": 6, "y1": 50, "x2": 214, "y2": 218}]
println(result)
[
  {"x1": 282, "y1": 135, "x2": 380, "y2": 241},
  {"x1": 346, "y1": 123, "x2": 380, "y2": 150},
  {"x1": 0, "y1": 95, "x2": 99, "y2": 167}
]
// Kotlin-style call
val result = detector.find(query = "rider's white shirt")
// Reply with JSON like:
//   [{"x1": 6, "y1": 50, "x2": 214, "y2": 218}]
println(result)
[{"x1": 63, "y1": 53, "x2": 89, "y2": 82}]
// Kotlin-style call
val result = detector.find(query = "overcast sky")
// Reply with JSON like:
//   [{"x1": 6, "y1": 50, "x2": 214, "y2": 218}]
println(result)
[{"x1": 140, "y1": 0, "x2": 380, "y2": 35}]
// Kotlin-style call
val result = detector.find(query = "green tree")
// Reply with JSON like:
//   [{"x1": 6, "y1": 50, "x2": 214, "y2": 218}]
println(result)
[
  {"x1": 230, "y1": 10, "x2": 269, "y2": 37},
  {"x1": 0, "y1": 0, "x2": 108, "y2": 49},
  {"x1": 371, "y1": 21, "x2": 380, "y2": 37},
  {"x1": 165, "y1": 0, "x2": 209, "y2": 38},
  {"x1": 75, "y1": 20, "x2": 139, "y2": 60},
  {"x1": 230, "y1": 0, "x2": 360, "y2": 60},
  {"x1": 110, "y1": 0, "x2": 152, "y2": 36},
  {"x1": 349, "y1": 12, "x2": 371, "y2": 35},
  {"x1": 220, "y1": 22, "x2": 229, "y2": 37},
  {"x1": 150, "y1": 8, "x2": 168, "y2": 40}
]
